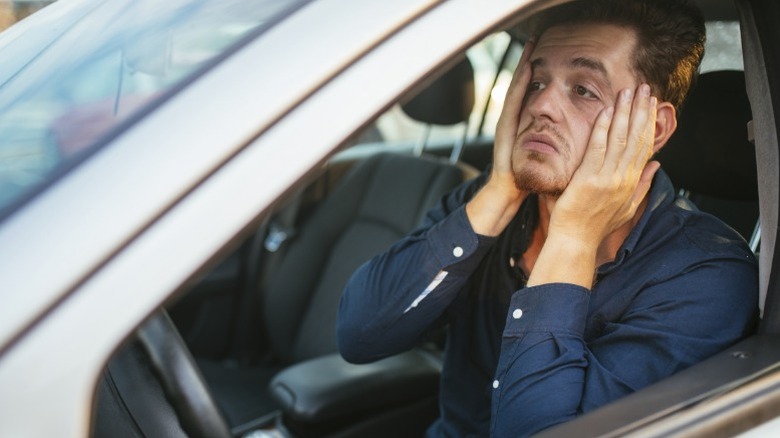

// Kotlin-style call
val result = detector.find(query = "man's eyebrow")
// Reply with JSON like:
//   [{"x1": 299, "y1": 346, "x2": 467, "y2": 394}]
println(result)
[
  {"x1": 571, "y1": 57, "x2": 610, "y2": 83},
  {"x1": 530, "y1": 56, "x2": 613, "y2": 88},
  {"x1": 572, "y1": 56, "x2": 607, "y2": 73},
  {"x1": 571, "y1": 57, "x2": 612, "y2": 87}
]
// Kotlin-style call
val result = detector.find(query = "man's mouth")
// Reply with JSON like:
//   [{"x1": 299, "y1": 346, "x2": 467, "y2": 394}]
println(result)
[{"x1": 521, "y1": 133, "x2": 559, "y2": 155}]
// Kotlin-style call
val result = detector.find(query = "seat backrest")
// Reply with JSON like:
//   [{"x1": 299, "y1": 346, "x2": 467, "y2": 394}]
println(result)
[
  {"x1": 657, "y1": 70, "x2": 757, "y2": 241},
  {"x1": 263, "y1": 153, "x2": 473, "y2": 363},
  {"x1": 260, "y1": 59, "x2": 477, "y2": 365},
  {"x1": 400, "y1": 55, "x2": 475, "y2": 127}
]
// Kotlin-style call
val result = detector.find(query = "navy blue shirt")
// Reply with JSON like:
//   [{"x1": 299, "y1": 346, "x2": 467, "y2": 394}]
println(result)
[{"x1": 337, "y1": 169, "x2": 758, "y2": 437}]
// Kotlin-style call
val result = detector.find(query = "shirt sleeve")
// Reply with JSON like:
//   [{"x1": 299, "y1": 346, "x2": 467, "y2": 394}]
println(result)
[
  {"x1": 489, "y1": 258, "x2": 758, "y2": 437},
  {"x1": 337, "y1": 173, "x2": 497, "y2": 364}
]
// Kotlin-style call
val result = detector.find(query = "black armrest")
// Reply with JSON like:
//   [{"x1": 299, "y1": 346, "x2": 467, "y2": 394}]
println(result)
[{"x1": 269, "y1": 349, "x2": 441, "y2": 424}]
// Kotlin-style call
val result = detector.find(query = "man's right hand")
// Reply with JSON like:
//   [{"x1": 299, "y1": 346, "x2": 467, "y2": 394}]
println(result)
[{"x1": 465, "y1": 38, "x2": 535, "y2": 236}]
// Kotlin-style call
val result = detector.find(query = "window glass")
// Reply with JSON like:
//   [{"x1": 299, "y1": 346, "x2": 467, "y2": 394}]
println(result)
[
  {"x1": 0, "y1": 1, "x2": 57, "y2": 31},
  {"x1": 473, "y1": 33, "x2": 521, "y2": 139},
  {"x1": 371, "y1": 32, "x2": 517, "y2": 148},
  {"x1": 0, "y1": 0, "x2": 307, "y2": 216},
  {"x1": 701, "y1": 21, "x2": 743, "y2": 72}
]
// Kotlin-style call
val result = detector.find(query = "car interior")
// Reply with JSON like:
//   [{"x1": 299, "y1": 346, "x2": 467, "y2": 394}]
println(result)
[
  {"x1": 196, "y1": 55, "x2": 478, "y2": 429},
  {"x1": 89, "y1": 0, "x2": 768, "y2": 437}
]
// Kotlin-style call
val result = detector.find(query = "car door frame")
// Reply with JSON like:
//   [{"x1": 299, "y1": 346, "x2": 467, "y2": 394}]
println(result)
[{"x1": 0, "y1": 0, "x2": 545, "y2": 436}]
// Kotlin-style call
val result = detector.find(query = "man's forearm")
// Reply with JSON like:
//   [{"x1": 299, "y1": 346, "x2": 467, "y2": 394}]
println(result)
[
  {"x1": 338, "y1": 176, "x2": 497, "y2": 363},
  {"x1": 465, "y1": 180, "x2": 526, "y2": 237},
  {"x1": 526, "y1": 232, "x2": 598, "y2": 289}
]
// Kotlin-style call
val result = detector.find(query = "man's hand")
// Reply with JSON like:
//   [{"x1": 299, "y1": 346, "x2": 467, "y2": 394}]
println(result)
[
  {"x1": 465, "y1": 38, "x2": 535, "y2": 236},
  {"x1": 528, "y1": 84, "x2": 660, "y2": 288}
]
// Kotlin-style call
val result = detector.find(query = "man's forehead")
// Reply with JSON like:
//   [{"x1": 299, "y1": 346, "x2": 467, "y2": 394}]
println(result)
[
  {"x1": 533, "y1": 23, "x2": 636, "y2": 58},
  {"x1": 531, "y1": 56, "x2": 607, "y2": 75},
  {"x1": 531, "y1": 23, "x2": 637, "y2": 75}
]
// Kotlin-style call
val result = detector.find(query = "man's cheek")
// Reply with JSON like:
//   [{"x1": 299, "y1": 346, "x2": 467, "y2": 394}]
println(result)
[
  {"x1": 569, "y1": 134, "x2": 591, "y2": 173},
  {"x1": 514, "y1": 116, "x2": 534, "y2": 143},
  {"x1": 586, "y1": 107, "x2": 607, "y2": 137}
]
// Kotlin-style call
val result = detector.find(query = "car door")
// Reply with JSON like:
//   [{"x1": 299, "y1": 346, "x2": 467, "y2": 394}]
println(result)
[
  {"x1": 5, "y1": 0, "x2": 780, "y2": 436},
  {"x1": 0, "y1": 0, "x2": 536, "y2": 436}
]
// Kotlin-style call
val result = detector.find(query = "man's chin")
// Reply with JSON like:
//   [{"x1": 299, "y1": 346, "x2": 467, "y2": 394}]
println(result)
[{"x1": 513, "y1": 171, "x2": 565, "y2": 197}]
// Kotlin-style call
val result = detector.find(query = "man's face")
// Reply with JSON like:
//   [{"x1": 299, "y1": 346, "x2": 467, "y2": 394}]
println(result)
[{"x1": 513, "y1": 23, "x2": 640, "y2": 196}]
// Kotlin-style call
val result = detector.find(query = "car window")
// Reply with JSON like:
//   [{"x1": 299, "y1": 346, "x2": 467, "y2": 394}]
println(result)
[
  {"x1": 701, "y1": 21, "x2": 743, "y2": 72},
  {"x1": 367, "y1": 32, "x2": 515, "y2": 150},
  {"x1": 0, "y1": 1, "x2": 57, "y2": 31},
  {"x1": 0, "y1": 0, "x2": 308, "y2": 218}
]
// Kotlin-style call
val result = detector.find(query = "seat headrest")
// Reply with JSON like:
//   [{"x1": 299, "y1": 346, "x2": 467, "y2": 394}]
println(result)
[
  {"x1": 657, "y1": 70, "x2": 757, "y2": 200},
  {"x1": 400, "y1": 56, "x2": 475, "y2": 126}
]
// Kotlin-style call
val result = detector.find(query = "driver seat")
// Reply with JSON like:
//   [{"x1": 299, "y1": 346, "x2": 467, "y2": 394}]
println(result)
[{"x1": 197, "y1": 56, "x2": 478, "y2": 432}]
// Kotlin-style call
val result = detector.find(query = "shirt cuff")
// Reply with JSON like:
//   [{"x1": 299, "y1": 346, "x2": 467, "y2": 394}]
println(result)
[
  {"x1": 425, "y1": 205, "x2": 496, "y2": 272},
  {"x1": 504, "y1": 283, "x2": 591, "y2": 336}
]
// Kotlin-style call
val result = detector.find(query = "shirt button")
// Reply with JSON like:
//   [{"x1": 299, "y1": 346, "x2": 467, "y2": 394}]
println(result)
[
  {"x1": 512, "y1": 309, "x2": 523, "y2": 319},
  {"x1": 492, "y1": 380, "x2": 500, "y2": 389},
  {"x1": 453, "y1": 246, "x2": 464, "y2": 257}
]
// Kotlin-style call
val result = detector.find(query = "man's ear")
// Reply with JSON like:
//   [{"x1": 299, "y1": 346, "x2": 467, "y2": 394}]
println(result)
[{"x1": 653, "y1": 102, "x2": 677, "y2": 153}]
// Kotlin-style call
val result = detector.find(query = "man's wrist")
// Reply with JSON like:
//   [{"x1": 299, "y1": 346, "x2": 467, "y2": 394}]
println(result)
[
  {"x1": 526, "y1": 232, "x2": 598, "y2": 288},
  {"x1": 465, "y1": 180, "x2": 525, "y2": 237}
]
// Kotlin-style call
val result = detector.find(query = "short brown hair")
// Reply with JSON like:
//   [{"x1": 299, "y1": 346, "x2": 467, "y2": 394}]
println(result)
[{"x1": 530, "y1": 0, "x2": 706, "y2": 111}]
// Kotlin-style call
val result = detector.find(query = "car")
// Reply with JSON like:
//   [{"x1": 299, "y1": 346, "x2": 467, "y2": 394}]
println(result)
[{"x1": 0, "y1": 0, "x2": 778, "y2": 436}]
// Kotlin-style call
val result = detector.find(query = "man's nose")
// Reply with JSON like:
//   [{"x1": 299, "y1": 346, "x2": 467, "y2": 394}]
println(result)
[{"x1": 525, "y1": 84, "x2": 562, "y2": 122}]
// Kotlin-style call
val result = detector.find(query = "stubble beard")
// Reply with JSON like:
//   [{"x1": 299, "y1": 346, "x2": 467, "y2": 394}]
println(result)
[
  {"x1": 513, "y1": 155, "x2": 565, "y2": 197},
  {"x1": 511, "y1": 123, "x2": 570, "y2": 197}
]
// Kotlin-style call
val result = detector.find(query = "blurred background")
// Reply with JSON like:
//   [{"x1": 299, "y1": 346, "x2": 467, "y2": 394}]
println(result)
[{"x1": 0, "y1": 0, "x2": 56, "y2": 31}]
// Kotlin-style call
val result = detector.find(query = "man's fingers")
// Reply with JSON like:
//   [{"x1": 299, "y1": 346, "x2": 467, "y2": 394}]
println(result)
[
  {"x1": 603, "y1": 87, "x2": 635, "y2": 169},
  {"x1": 494, "y1": 37, "x2": 536, "y2": 176},
  {"x1": 621, "y1": 84, "x2": 655, "y2": 173},
  {"x1": 579, "y1": 105, "x2": 614, "y2": 171},
  {"x1": 499, "y1": 38, "x2": 535, "y2": 124},
  {"x1": 512, "y1": 36, "x2": 536, "y2": 85},
  {"x1": 631, "y1": 96, "x2": 657, "y2": 170}
]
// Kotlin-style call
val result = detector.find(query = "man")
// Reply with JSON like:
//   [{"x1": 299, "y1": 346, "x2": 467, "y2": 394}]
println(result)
[{"x1": 337, "y1": 0, "x2": 758, "y2": 436}]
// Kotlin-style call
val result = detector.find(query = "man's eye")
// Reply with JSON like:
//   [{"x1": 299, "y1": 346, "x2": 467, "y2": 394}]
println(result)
[
  {"x1": 530, "y1": 81, "x2": 545, "y2": 92},
  {"x1": 575, "y1": 85, "x2": 596, "y2": 98}
]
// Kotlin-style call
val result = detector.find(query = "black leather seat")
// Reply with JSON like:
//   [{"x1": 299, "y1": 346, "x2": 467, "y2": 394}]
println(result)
[
  {"x1": 197, "y1": 56, "x2": 479, "y2": 432},
  {"x1": 657, "y1": 70, "x2": 757, "y2": 242}
]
